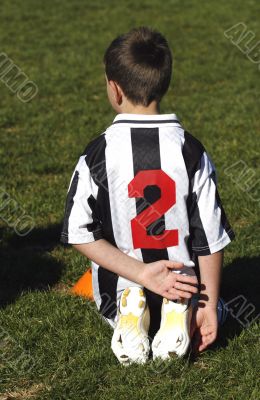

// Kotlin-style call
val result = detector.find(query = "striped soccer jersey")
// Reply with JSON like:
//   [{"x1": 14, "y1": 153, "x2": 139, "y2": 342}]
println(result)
[{"x1": 61, "y1": 113, "x2": 235, "y2": 320}]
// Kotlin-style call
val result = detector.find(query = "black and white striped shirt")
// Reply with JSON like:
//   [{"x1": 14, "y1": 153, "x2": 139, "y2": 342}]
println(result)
[{"x1": 61, "y1": 113, "x2": 234, "y2": 318}]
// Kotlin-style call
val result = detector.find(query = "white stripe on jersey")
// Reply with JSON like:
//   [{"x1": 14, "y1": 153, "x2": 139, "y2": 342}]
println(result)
[
  {"x1": 105, "y1": 127, "x2": 142, "y2": 261},
  {"x1": 159, "y1": 126, "x2": 193, "y2": 266}
]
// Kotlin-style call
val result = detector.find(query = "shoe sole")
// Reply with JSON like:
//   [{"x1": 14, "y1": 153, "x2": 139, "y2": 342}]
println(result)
[
  {"x1": 152, "y1": 299, "x2": 192, "y2": 360},
  {"x1": 111, "y1": 287, "x2": 150, "y2": 365}
]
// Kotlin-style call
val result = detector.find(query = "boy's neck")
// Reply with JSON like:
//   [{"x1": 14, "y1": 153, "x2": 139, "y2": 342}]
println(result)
[{"x1": 120, "y1": 100, "x2": 160, "y2": 115}]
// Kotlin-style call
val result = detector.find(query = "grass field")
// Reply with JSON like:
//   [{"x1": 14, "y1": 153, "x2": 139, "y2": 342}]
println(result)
[{"x1": 0, "y1": 0, "x2": 259, "y2": 399}]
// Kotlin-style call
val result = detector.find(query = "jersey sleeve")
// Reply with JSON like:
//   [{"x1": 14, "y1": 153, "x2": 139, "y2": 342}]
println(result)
[
  {"x1": 60, "y1": 155, "x2": 103, "y2": 244},
  {"x1": 189, "y1": 152, "x2": 235, "y2": 255}
]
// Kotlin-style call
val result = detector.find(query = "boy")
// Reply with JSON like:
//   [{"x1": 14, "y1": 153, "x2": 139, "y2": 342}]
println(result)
[{"x1": 61, "y1": 27, "x2": 234, "y2": 364}]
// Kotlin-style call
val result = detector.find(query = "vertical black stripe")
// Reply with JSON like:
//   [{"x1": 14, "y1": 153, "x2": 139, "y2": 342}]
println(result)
[
  {"x1": 84, "y1": 135, "x2": 118, "y2": 319},
  {"x1": 61, "y1": 171, "x2": 79, "y2": 243},
  {"x1": 182, "y1": 131, "x2": 205, "y2": 182},
  {"x1": 87, "y1": 195, "x2": 103, "y2": 241},
  {"x1": 187, "y1": 191, "x2": 210, "y2": 253},
  {"x1": 131, "y1": 127, "x2": 168, "y2": 337},
  {"x1": 216, "y1": 189, "x2": 235, "y2": 241},
  {"x1": 131, "y1": 127, "x2": 169, "y2": 261},
  {"x1": 211, "y1": 171, "x2": 235, "y2": 242},
  {"x1": 182, "y1": 131, "x2": 209, "y2": 257}
]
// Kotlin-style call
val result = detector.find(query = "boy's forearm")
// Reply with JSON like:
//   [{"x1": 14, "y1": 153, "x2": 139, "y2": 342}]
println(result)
[
  {"x1": 198, "y1": 250, "x2": 223, "y2": 308},
  {"x1": 73, "y1": 240, "x2": 198, "y2": 300},
  {"x1": 73, "y1": 239, "x2": 145, "y2": 284}
]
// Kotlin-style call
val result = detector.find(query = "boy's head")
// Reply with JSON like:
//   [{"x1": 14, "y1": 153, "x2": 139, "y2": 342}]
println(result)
[{"x1": 104, "y1": 27, "x2": 172, "y2": 112}]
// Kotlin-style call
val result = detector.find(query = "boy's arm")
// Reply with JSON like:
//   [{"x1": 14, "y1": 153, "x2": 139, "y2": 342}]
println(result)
[
  {"x1": 198, "y1": 250, "x2": 223, "y2": 308},
  {"x1": 186, "y1": 147, "x2": 235, "y2": 352},
  {"x1": 74, "y1": 240, "x2": 198, "y2": 300},
  {"x1": 191, "y1": 250, "x2": 223, "y2": 353}
]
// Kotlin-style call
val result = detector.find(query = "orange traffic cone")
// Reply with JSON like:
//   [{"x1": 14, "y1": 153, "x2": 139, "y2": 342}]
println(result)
[{"x1": 71, "y1": 268, "x2": 94, "y2": 301}]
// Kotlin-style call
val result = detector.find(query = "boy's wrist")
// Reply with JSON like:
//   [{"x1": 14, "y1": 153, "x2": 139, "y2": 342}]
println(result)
[
  {"x1": 198, "y1": 293, "x2": 218, "y2": 309},
  {"x1": 137, "y1": 263, "x2": 148, "y2": 287}
]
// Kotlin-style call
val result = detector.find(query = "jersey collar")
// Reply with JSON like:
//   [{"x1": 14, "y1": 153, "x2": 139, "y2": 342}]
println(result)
[{"x1": 112, "y1": 113, "x2": 180, "y2": 125}]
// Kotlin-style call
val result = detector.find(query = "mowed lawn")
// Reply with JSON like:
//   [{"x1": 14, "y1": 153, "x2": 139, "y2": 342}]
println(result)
[{"x1": 0, "y1": 0, "x2": 259, "y2": 399}]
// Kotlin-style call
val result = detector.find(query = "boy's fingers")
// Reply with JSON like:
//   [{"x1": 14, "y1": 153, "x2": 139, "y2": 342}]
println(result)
[
  {"x1": 174, "y1": 282, "x2": 198, "y2": 294},
  {"x1": 176, "y1": 274, "x2": 198, "y2": 285},
  {"x1": 199, "y1": 335, "x2": 210, "y2": 352},
  {"x1": 198, "y1": 330, "x2": 217, "y2": 352},
  {"x1": 164, "y1": 261, "x2": 184, "y2": 270},
  {"x1": 172, "y1": 289, "x2": 192, "y2": 299},
  {"x1": 198, "y1": 343, "x2": 206, "y2": 352},
  {"x1": 167, "y1": 287, "x2": 192, "y2": 298},
  {"x1": 201, "y1": 326, "x2": 212, "y2": 336},
  {"x1": 163, "y1": 289, "x2": 193, "y2": 300},
  {"x1": 163, "y1": 292, "x2": 180, "y2": 301}
]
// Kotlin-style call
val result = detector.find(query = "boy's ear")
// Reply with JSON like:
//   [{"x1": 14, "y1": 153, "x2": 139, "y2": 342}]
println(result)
[{"x1": 108, "y1": 80, "x2": 123, "y2": 105}]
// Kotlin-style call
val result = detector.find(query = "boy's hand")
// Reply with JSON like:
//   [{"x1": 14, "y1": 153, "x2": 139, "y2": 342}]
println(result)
[
  {"x1": 139, "y1": 260, "x2": 198, "y2": 300},
  {"x1": 191, "y1": 304, "x2": 218, "y2": 353}
]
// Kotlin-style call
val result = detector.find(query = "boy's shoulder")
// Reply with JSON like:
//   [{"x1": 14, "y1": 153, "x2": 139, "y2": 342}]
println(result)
[
  {"x1": 82, "y1": 133, "x2": 106, "y2": 157},
  {"x1": 183, "y1": 130, "x2": 206, "y2": 158},
  {"x1": 182, "y1": 130, "x2": 208, "y2": 178}
]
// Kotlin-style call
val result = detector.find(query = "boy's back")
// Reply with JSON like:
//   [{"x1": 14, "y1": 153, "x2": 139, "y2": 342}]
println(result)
[
  {"x1": 61, "y1": 112, "x2": 234, "y2": 321},
  {"x1": 62, "y1": 113, "x2": 233, "y2": 263}
]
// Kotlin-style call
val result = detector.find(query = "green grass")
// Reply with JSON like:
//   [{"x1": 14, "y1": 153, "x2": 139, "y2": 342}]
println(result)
[{"x1": 0, "y1": 0, "x2": 259, "y2": 399}]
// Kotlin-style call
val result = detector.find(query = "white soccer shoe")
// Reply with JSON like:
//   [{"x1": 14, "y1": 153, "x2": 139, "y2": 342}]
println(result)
[
  {"x1": 152, "y1": 298, "x2": 192, "y2": 360},
  {"x1": 111, "y1": 287, "x2": 150, "y2": 365}
]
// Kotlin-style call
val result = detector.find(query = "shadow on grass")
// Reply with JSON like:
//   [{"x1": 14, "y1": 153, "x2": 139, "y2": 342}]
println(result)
[
  {"x1": 0, "y1": 224, "x2": 64, "y2": 308},
  {"x1": 213, "y1": 256, "x2": 260, "y2": 350},
  {"x1": 187, "y1": 256, "x2": 260, "y2": 363}
]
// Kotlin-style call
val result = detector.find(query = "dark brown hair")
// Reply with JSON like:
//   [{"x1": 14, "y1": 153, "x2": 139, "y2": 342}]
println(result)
[{"x1": 104, "y1": 27, "x2": 172, "y2": 106}]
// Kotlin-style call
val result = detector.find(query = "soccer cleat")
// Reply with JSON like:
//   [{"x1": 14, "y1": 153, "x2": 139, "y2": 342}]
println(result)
[
  {"x1": 111, "y1": 287, "x2": 150, "y2": 365},
  {"x1": 152, "y1": 298, "x2": 192, "y2": 360}
]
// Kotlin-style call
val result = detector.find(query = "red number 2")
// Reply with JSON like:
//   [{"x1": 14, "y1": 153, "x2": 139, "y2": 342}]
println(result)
[{"x1": 128, "y1": 169, "x2": 179, "y2": 249}]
